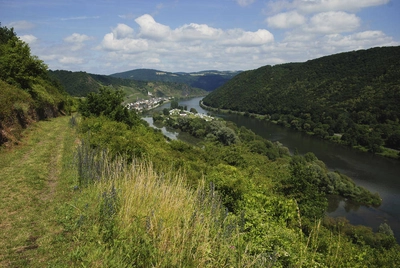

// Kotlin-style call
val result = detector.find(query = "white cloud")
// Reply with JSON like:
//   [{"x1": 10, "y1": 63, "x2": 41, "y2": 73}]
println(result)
[
  {"x1": 306, "y1": 11, "x2": 360, "y2": 34},
  {"x1": 97, "y1": 14, "x2": 274, "y2": 70},
  {"x1": 268, "y1": 0, "x2": 391, "y2": 13},
  {"x1": 64, "y1": 33, "x2": 92, "y2": 43},
  {"x1": 97, "y1": 23, "x2": 148, "y2": 53},
  {"x1": 93, "y1": 14, "x2": 279, "y2": 72},
  {"x1": 135, "y1": 14, "x2": 171, "y2": 40},
  {"x1": 63, "y1": 33, "x2": 93, "y2": 51},
  {"x1": 28, "y1": 5, "x2": 397, "y2": 75},
  {"x1": 87, "y1": 13, "x2": 399, "y2": 73},
  {"x1": 222, "y1": 29, "x2": 274, "y2": 46},
  {"x1": 323, "y1": 31, "x2": 397, "y2": 48},
  {"x1": 267, "y1": 11, "x2": 306, "y2": 28},
  {"x1": 112, "y1": 24, "x2": 135, "y2": 39},
  {"x1": 59, "y1": 56, "x2": 84, "y2": 64},
  {"x1": 173, "y1": 23, "x2": 223, "y2": 41},
  {"x1": 298, "y1": 0, "x2": 391, "y2": 13},
  {"x1": 237, "y1": 0, "x2": 256, "y2": 7},
  {"x1": 100, "y1": 33, "x2": 148, "y2": 53},
  {"x1": 19, "y1": 34, "x2": 38, "y2": 44},
  {"x1": 7, "y1": 20, "x2": 35, "y2": 30}
]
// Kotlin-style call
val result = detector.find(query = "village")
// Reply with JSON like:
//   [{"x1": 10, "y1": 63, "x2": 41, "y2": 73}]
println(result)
[
  {"x1": 168, "y1": 108, "x2": 214, "y2": 121},
  {"x1": 125, "y1": 95, "x2": 172, "y2": 112}
]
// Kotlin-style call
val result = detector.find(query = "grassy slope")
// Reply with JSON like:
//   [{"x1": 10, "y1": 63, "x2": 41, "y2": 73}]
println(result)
[
  {"x1": 1, "y1": 115, "x2": 399, "y2": 266},
  {"x1": 0, "y1": 116, "x2": 77, "y2": 267},
  {"x1": 0, "y1": 117, "x2": 245, "y2": 267}
]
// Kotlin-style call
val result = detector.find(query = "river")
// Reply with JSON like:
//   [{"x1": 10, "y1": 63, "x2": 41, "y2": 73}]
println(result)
[{"x1": 145, "y1": 97, "x2": 400, "y2": 242}]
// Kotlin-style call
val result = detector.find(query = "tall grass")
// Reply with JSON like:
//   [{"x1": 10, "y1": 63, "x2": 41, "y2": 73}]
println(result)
[{"x1": 74, "y1": 142, "x2": 263, "y2": 267}]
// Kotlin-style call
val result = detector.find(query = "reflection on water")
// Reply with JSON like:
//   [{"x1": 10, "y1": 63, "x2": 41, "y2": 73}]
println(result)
[
  {"x1": 142, "y1": 117, "x2": 179, "y2": 140},
  {"x1": 142, "y1": 116, "x2": 202, "y2": 145},
  {"x1": 326, "y1": 195, "x2": 362, "y2": 213}
]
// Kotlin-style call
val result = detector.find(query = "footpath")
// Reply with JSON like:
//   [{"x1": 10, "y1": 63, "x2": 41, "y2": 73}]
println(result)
[{"x1": 0, "y1": 116, "x2": 77, "y2": 267}]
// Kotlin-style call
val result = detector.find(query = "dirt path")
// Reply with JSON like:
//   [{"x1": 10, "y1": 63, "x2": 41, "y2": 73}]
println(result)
[{"x1": 0, "y1": 116, "x2": 76, "y2": 267}]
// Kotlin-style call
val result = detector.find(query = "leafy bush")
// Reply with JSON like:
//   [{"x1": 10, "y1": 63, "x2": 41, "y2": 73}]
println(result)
[{"x1": 78, "y1": 87, "x2": 140, "y2": 127}]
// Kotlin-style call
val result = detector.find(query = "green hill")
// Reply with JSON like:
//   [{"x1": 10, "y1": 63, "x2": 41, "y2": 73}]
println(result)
[
  {"x1": 203, "y1": 46, "x2": 400, "y2": 155},
  {"x1": 0, "y1": 25, "x2": 71, "y2": 147},
  {"x1": 110, "y1": 69, "x2": 241, "y2": 91},
  {"x1": 48, "y1": 70, "x2": 208, "y2": 102}
]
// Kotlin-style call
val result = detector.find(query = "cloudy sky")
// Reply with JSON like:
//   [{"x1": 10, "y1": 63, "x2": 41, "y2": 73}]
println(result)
[{"x1": 1, "y1": 0, "x2": 399, "y2": 74}]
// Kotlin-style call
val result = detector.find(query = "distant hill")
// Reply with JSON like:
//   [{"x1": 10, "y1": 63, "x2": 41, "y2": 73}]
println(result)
[
  {"x1": 203, "y1": 46, "x2": 400, "y2": 154},
  {"x1": 48, "y1": 70, "x2": 208, "y2": 102},
  {"x1": 110, "y1": 69, "x2": 241, "y2": 91}
]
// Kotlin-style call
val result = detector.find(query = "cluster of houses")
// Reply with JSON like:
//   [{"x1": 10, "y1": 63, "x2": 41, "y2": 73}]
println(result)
[
  {"x1": 169, "y1": 109, "x2": 214, "y2": 121},
  {"x1": 125, "y1": 96, "x2": 172, "y2": 112}
]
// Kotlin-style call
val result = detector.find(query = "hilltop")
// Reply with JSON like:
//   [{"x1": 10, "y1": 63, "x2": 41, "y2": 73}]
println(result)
[
  {"x1": 203, "y1": 46, "x2": 400, "y2": 156},
  {"x1": 110, "y1": 69, "x2": 242, "y2": 91},
  {"x1": 48, "y1": 70, "x2": 208, "y2": 104}
]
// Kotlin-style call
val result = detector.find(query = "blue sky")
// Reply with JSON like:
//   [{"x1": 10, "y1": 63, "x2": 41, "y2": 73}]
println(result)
[{"x1": 1, "y1": 0, "x2": 399, "y2": 74}]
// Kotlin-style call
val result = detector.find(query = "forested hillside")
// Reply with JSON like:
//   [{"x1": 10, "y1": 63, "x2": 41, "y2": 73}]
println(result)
[
  {"x1": 48, "y1": 88, "x2": 397, "y2": 267},
  {"x1": 48, "y1": 70, "x2": 207, "y2": 102},
  {"x1": 203, "y1": 46, "x2": 400, "y2": 156},
  {"x1": 0, "y1": 25, "x2": 71, "y2": 146},
  {"x1": 110, "y1": 69, "x2": 241, "y2": 91}
]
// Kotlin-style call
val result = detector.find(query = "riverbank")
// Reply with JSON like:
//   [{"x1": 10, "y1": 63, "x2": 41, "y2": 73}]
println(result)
[
  {"x1": 162, "y1": 97, "x2": 400, "y2": 244},
  {"x1": 200, "y1": 101, "x2": 400, "y2": 160}
]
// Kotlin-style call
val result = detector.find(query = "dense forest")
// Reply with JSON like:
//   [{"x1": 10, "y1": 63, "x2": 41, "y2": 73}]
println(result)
[
  {"x1": 0, "y1": 25, "x2": 71, "y2": 146},
  {"x1": 203, "y1": 46, "x2": 400, "y2": 157},
  {"x1": 48, "y1": 70, "x2": 207, "y2": 102},
  {"x1": 110, "y1": 69, "x2": 241, "y2": 91}
]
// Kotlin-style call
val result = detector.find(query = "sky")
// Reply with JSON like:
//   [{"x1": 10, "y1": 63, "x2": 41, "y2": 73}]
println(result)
[{"x1": 1, "y1": 0, "x2": 399, "y2": 75}]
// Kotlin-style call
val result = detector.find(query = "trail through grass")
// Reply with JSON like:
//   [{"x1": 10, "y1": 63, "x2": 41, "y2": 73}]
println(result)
[{"x1": 0, "y1": 116, "x2": 77, "y2": 267}]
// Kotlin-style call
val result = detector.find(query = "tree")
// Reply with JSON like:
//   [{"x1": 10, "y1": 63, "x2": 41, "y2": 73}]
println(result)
[
  {"x1": 170, "y1": 100, "x2": 179, "y2": 109},
  {"x1": 367, "y1": 132, "x2": 384, "y2": 153},
  {"x1": 0, "y1": 25, "x2": 47, "y2": 89},
  {"x1": 386, "y1": 130, "x2": 400, "y2": 150},
  {"x1": 190, "y1": 107, "x2": 198, "y2": 114},
  {"x1": 162, "y1": 108, "x2": 169, "y2": 115},
  {"x1": 281, "y1": 156, "x2": 328, "y2": 220},
  {"x1": 78, "y1": 87, "x2": 140, "y2": 127},
  {"x1": 0, "y1": 23, "x2": 16, "y2": 44}
]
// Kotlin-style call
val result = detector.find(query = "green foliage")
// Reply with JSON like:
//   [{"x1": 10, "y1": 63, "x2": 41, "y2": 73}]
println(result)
[
  {"x1": 0, "y1": 80, "x2": 33, "y2": 123},
  {"x1": 78, "y1": 87, "x2": 140, "y2": 127},
  {"x1": 72, "y1": 111, "x2": 398, "y2": 267},
  {"x1": 99, "y1": 185, "x2": 119, "y2": 244},
  {"x1": 203, "y1": 46, "x2": 400, "y2": 156},
  {"x1": 0, "y1": 27, "x2": 47, "y2": 89},
  {"x1": 206, "y1": 164, "x2": 248, "y2": 212},
  {"x1": 170, "y1": 99, "x2": 179, "y2": 109},
  {"x1": 0, "y1": 24, "x2": 71, "y2": 146},
  {"x1": 281, "y1": 155, "x2": 328, "y2": 220}
]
